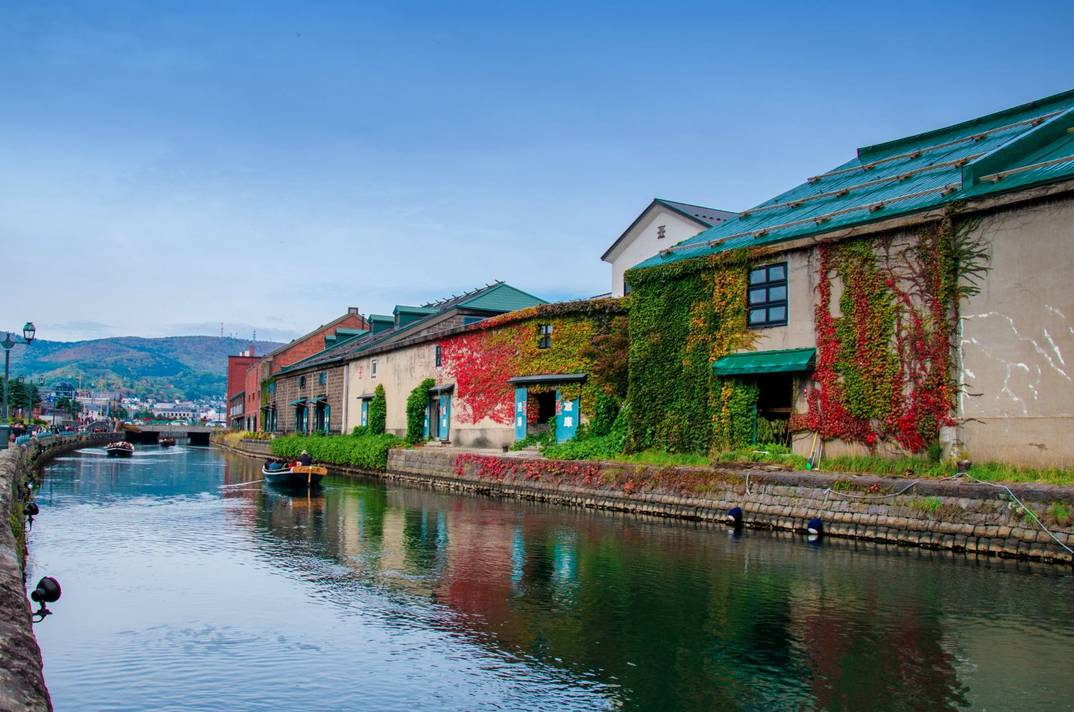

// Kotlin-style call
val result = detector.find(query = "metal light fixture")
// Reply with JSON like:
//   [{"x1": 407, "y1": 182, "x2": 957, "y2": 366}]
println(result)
[
  {"x1": 1, "y1": 319, "x2": 36, "y2": 448},
  {"x1": 31, "y1": 576, "x2": 61, "y2": 621}
]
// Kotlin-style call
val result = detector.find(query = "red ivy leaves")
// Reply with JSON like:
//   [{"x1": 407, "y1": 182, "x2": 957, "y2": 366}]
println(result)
[
  {"x1": 808, "y1": 237, "x2": 956, "y2": 453},
  {"x1": 440, "y1": 331, "x2": 517, "y2": 425}
]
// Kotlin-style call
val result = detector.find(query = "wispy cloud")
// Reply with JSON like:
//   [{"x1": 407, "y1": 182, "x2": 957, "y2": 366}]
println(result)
[{"x1": 36, "y1": 321, "x2": 115, "y2": 341}]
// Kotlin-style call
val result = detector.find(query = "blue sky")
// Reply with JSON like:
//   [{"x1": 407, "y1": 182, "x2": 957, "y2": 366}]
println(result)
[{"x1": 2, "y1": 0, "x2": 1072, "y2": 342}]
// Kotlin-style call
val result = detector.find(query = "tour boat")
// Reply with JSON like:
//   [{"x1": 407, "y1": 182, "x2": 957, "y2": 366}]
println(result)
[
  {"x1": 105, "y1": 441, "x2": 135, "y2": 458},
  {"x1": 261, "y1": 463, "x2": 327, "y2": 489},
  {"x1": 159, "y1": 436, "x2": 176, "y2": 447}
]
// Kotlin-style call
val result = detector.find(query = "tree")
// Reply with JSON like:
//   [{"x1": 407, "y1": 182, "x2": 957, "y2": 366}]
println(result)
[
  {"x1": 56, "y1": 397, "x2": 83, "y2": 418},
  {"x1": 4, "y1": 377, "x2": 41, "y2": 415}
]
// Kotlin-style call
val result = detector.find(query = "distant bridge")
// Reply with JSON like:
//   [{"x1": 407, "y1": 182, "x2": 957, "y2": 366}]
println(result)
[{"x1": 122, "y1": 424, "x2": 218, "y2": 445}]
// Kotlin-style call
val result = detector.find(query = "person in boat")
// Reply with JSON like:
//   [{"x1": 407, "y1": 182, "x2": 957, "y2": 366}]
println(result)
[{"x1": 298, "y1": 450, "x2": 312, "y2": 467}]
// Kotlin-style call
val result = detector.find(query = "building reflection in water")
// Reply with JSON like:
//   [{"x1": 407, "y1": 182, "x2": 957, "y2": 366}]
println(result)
[{"x1": 221, "y1": 454, "x2": 1074, "y2": 712}]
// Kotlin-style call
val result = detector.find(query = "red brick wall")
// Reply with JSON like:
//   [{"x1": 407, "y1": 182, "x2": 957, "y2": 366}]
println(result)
[
  {"x1": 244, "y1": 360, "x2": 264, "y2": 429},
  {"x1": 226, "y1": 354, "x2": 259, "y2": 405},
  {"x1": 268, "y1": 313, "x2": 367, "y2": 376}
]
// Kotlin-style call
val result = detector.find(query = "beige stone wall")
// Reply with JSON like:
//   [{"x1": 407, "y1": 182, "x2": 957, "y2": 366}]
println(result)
[
  {"x1": 960, "y1": 197, "x2": 1074, "y2": 466},
  {"x1": 345, "y1": 343, "x2": 443, "y2": 436}
]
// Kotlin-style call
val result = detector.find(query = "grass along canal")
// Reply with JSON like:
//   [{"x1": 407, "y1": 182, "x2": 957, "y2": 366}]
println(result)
[{"x1": 25, "y1": 445, "x2": 1074, "y2": 710}]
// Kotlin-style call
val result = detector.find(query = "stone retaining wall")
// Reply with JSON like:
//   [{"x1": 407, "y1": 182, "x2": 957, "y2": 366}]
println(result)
[
  {"x1": 387, "y1": 449, "x2": 1074, "y2": 566},
  {"x1": 215, "y1": 441, "x2": 1074, "y2": 566},
  {"x1": 0, "y1": 434, "x2": 118, "y2": 712}
]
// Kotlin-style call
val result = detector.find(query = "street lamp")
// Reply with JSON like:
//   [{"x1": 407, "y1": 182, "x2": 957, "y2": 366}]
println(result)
[{"x1": 1, "y1": 321, "x2": 36, "y2": 449}]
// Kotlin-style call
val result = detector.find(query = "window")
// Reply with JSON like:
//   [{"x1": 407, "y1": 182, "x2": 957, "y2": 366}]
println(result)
[
  {"x1": 371, "y1": 359, "x2": 378, "y2": 378},
  {"x1": 298, "y1": 375, "x2": 306, "y2": 388},
  {"x1": 435, "y1": 345, "x2": 442, "y2": 367},
  {"x1": 657, "y1": 224, "x2": 666, "y2": 239},
  {"x1": 537, "y1": 323, "x2": 553, "y2": 349},
  {"x1": 318, "y1": 371, "x2": 327, "y2": 386},
  {"x1": 748, "y1": 263, "x2": 788, "y2": 328}
]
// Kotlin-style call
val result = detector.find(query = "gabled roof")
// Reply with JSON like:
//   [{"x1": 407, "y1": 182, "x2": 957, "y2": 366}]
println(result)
[
  {"x1": 263, "y1": 308, "x2": 366, "y2": 360},
  {"x1": 276, "y1": 282, "x2": 546, "y2": 375},
  {"x1": 602, "y1": 198, "x2": 736, "y2": 261},
  {"x1": 456, "y1": 283, "x2": 548, "y2": 313},
  {"x1": 636, "y1": 88, "x2": 1074, "y2": 270}
]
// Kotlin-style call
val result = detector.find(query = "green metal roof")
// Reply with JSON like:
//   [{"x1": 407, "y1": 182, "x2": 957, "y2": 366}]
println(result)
[
  {"x1": 636, "y1": 89, "x2": 1074, "y2": 270},
  {"x1": 459, "y1": 283, "x2": 547, "y2": 312},
  {"x1": 713, "y1": 348, "x2": 816, "y2": 376},
  {"x1": 392, "y1": 305, "x2": 437, "y2": 316}
]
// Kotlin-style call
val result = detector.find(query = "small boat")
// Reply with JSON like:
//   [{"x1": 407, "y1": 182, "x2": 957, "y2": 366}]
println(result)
[
  {"x1": 105, "y1": 441, "x2": 135, "y2": 458},
  {"x1": 159, "y1": 436, "x2": 176, "y2": 447},
  {"x1": 262, "y1": 463, "x2": 327, "y2": 489}
]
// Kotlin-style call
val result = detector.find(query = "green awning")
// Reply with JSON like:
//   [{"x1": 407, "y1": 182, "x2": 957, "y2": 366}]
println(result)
[
  {"x1": 713, "y1": 348, "x2": 816, "y2": 376},
  {"x1": 289, "y1": 398, "x2": 308, "y2": 406}
]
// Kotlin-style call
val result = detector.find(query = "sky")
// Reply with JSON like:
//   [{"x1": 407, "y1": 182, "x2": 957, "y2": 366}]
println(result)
[{"x1": 2, "y1": 0, "x2": 1073, "y2": 343}]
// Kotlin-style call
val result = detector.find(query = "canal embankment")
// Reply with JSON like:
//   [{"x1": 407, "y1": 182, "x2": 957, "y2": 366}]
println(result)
[
  {"x1": 0, "y1": 433, "x2": 118, "y2": 712},
  {"x1": 217, "y1": 439, "x2": 1074, "y2": 566}
]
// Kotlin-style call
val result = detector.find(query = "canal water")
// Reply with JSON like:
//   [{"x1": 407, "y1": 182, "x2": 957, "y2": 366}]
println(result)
[{"x1": 26, "y1": 446, "x2": 1074, "y2": 711}]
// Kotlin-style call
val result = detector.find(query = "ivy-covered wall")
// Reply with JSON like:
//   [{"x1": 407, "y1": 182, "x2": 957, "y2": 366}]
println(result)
[
  {"x1": 625, "y1": 252, "x2": 756, "y2": 454},
  {"x1": 625, "y1": 214, "x2": 986, "y2": 457},
  {"x1": 805, "y1": 217, "x2": 986, "y2": 453},
  {"x1": 439, "y1": 299, "x2": 627, "y2": 428}
]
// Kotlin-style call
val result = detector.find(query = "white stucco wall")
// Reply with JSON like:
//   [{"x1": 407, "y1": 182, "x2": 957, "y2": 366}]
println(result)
[
  {"x1": 605, "y1": 207, "x2": 707, "y2": 297},
  {"x1": 343, "y1": 341, "x2": 516, "y2": 448},
  {"x1": 959, "y1": 197, "x2": 1074, "y2": 465},
  {"x1": 345, "y1": 343, "x2": 442, "y2": 436}
]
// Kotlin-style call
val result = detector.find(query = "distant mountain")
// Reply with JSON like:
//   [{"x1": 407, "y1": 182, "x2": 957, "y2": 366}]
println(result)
[{"x1": 7, "y1": 336, "x2": 283, "y2": 400}]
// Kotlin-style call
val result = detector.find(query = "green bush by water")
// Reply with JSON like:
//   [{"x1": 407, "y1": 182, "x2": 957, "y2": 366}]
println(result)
[{"x1": 270, "y1": 432, "x2": 404, "y2": 471}]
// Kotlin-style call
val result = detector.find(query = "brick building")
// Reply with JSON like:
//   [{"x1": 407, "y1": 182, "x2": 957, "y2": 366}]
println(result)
[{"x1": 224, "y1": 307, "x2": 367, "y2": 431}]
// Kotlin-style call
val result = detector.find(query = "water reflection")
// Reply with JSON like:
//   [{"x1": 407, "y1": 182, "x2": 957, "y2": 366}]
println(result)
[{"x1": 29, "y1": 448, "x2": 1074, "y2": 711}]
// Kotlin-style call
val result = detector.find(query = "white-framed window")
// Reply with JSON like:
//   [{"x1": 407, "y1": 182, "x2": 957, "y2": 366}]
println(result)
[{"x1": 371, "y1": 359, "x2": 378, "y2": 378}]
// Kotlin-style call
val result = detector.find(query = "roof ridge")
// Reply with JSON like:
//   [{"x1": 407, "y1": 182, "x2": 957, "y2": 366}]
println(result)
[
  {"x1": 421, "y1": 281, "x2": 503, "y2": 308},
  {"x1": 858, "y1": 88, "x2": 1074, "y2": 159}
]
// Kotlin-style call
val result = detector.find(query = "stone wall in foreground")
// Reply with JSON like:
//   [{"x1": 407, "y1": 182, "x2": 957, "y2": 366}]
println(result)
[
  {"x1": 0, "y1": 434, "x2": 117, "y2": 712},
  {"x1": 386, "y1": 449, "x2": 1074, "y2": 566}
]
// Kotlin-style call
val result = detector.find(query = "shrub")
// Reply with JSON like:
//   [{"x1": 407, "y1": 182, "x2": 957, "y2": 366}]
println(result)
[
  {"x1": 369, "y1": 384, "x2": 387, "y2": 435},
  {"x1": 589, "y1": 392, "x2": 621, "y2": 437},
  {"x1": 542, "y1": 404, "x2": 628, "y2": 461},
  {"x1": 510, "y1": 426, "x2": 555, "y2": 451},
  {"x1": 406, "y1": 379, "x2": 436, "y2": 444},
  {"x1": 270, "y1": 432, "x2": 404, "y2": 471}
]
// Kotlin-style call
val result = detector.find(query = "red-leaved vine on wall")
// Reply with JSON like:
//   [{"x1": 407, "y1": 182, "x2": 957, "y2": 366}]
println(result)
[{"x1": 807, "y1": 224, "x2": 968, "y2": 453}]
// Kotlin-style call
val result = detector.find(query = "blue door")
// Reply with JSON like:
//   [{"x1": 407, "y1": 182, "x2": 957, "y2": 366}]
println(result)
[
  {"x1": 438, "y1": 393, "x2": 451, "y2": 440},
  {"x1": 555, "y1": 390, "x2": 580, "y2": 443},
  {"x1": 360, "y1": 399, "x2": 369, "y2": 427},
  {"x1": 513, "y1": 386, "x2": 527, "y2": 441}
]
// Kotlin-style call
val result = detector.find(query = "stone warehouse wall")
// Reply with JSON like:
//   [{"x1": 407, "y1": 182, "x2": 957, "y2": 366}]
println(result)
[
  {"x1": 387, "y1": 449, "x2": 1074, "y2": 566},
  {"x1": 0, "y1": 433, "x2": 117, "y2": 712}
]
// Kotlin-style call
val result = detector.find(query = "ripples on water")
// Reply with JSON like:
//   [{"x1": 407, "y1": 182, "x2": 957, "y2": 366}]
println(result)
[{"x1": 27, "y1": 447, "x2": 1074, "y2": 711}]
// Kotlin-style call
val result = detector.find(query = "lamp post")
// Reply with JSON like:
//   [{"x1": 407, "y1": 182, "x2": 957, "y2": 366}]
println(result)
[{"x1": 1, "y1": 321, "x2": 36, "y2": 449}]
